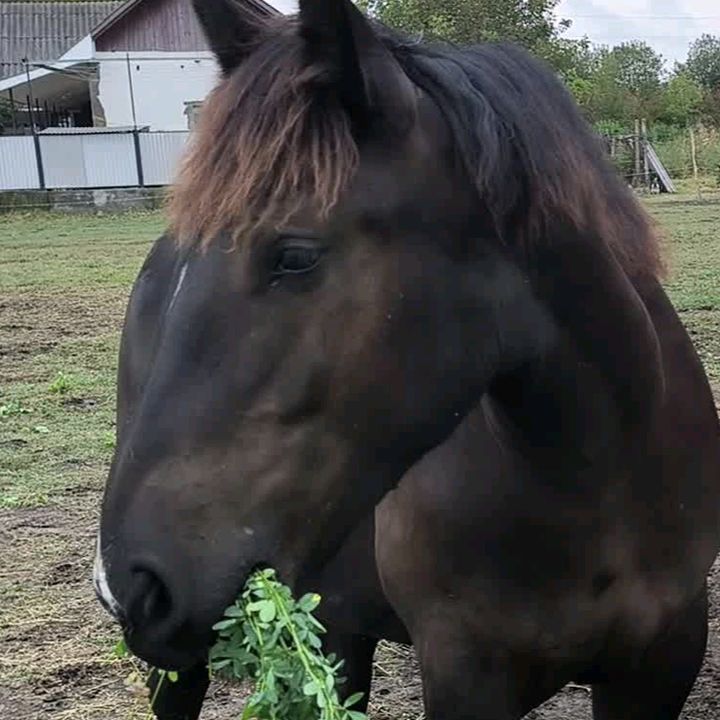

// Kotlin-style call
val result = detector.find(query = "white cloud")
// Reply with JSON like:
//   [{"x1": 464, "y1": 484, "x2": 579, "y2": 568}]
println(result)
[{"x1": 557, "y1": 0, "x2": 720, "y2": 66}]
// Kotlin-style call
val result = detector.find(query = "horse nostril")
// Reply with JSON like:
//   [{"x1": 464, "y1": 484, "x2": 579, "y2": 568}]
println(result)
[{"x1": 127, "y1": 563, "x2": 175, "y2": 634}]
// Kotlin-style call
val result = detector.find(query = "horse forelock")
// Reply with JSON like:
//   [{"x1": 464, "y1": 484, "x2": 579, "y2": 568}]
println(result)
[
  {"x1": 170, "y1": 21, "x2": 663, "y2": 280},
  {"x1": 169, "y1": 20, "x2": 358, "y2": 248}
]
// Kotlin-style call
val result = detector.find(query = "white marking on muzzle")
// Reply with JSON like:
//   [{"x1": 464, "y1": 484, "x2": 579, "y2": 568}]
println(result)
[{"x1": 93, "y1": 533, "x2": 121, "y2": 618}]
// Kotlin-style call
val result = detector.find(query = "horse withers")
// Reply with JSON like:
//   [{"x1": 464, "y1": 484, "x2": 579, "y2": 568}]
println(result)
[{"x1": 95, "y1": 1, "x2": 720, "y2": 718}]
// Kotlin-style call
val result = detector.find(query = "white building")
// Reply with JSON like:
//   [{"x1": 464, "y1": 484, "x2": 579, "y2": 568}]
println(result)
[{"x1": 0, "y1": 0, "x2": 295, "y2": 133}]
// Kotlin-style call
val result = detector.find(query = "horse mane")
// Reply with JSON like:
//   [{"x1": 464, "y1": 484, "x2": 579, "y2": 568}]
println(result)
[{"x1": 169, "y1": 18, "x2": 663, "y2": 279}]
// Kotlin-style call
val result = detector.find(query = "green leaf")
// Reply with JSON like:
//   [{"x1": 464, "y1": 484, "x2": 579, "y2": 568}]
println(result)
[
  {"x1": 348, "y1": 711, "x2": 369, "y2": 720},
  {"x1": 167, "y1": 671, "x2": 179, "y2": 683},
  {"x1": 259, "y1": 601, "x2": 277, "y2": 623},
  {"x1": 212, "y1": 618, "x2": 238, "y2": 631},
  {"x1": 113, "y1": 638, "x2": 128, "y2": 658},
  {"x1": 344, "y1": 692, "x2": 365, "y2": 709},
  {"x1": 298, "y1": 593, "x2": 322, "y2": 613},
  {"x1": 223, "y1": 604, "x2": 245, "y2": 618},
  {"x1": 210, "y1": 658, "x2": 232, "y2": 670},
  {"x1": 303, "y1": 681, "x2": 318, "y2": 696}
]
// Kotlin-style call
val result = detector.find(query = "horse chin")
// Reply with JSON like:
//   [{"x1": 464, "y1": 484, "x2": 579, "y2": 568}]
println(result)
[{"x1": 125, "y1": 628, "x2": 210, "y2": 673}]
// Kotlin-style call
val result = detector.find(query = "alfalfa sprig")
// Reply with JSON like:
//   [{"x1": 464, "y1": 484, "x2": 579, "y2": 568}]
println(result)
[{"x1": 209, "y1": 568, "x2": 367, "y2": 720}]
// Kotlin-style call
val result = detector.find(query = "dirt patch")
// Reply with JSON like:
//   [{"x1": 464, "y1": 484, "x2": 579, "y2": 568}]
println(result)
[{"x1": 0, "y1": 291, "x2": 126, "y2": 382}]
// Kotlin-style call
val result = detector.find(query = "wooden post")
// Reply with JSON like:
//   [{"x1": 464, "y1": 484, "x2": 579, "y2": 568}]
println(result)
[
  {"x1": 634, "y1": 119, "x2": 641, "y2": 187},
  {"x1": 641, "y1": 118, "x2": 650, "y2": 190},
  {"x1": 689, "y1": 126, "x2": 700, "y2": 200}
]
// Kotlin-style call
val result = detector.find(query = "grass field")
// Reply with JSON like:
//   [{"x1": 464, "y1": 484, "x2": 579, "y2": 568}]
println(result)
[{"x1": 0, "y1": 198, "x2": 719, "y2": 719}]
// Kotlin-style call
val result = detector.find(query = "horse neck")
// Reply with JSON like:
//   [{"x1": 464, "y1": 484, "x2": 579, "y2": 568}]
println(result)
[
  {"x1": 480, "y1": 244, "x2": 664, "y2": 477},
  {"x1": 487, "y1": 334, "x2": 625, "y2": 476}
]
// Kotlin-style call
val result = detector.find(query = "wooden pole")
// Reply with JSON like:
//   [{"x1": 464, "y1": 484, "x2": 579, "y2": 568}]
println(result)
[
  {"x1": 689, "y1": 125, "x2": 701, "y2": 200},
  {"x1": 641, "y1": 118, "x2": 650, "y2": 190},
  {"x1": 634, "y1": 119, "x2": 641, "y2": 187}
]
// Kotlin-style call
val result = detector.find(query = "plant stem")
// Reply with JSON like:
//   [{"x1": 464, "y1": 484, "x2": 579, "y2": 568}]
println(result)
[{"x1": 258, "y1": 574, "x2": 339, "y2": 718}]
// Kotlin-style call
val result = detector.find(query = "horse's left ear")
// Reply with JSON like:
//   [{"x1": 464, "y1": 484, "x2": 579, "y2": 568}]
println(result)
[
  {"x1": 193, "y1": 0, "x2": 265, "y2": 74},
  {"x1": 299, "y1": 0, "x2": 416, "y2": 135}
]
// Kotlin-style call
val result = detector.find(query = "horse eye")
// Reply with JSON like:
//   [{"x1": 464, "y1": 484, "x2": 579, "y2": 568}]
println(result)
[{"x1": 273, "y1": 245, "x2": 323, "y2": 276}]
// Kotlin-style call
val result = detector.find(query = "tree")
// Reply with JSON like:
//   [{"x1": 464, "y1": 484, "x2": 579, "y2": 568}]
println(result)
[
  {"x1": 660, "y1": 72, "x2": 703, "y2": 126},
  {"x1": 603, "y1": 42, "x2": 663, "y2": 99},
  {"x1": 359, "y1": 0, "x2": 573, "y2": 66},
  {"x1": 571, "y1": 42, "x2": 664, "y2": 125},
  {"x1": 685, "y1": 34, "x2": 720, "y2": 91}
]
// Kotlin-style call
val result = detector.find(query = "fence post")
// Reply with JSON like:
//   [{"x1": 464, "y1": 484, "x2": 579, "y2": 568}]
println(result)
[
  {"x1": 125, "y1": 53, "x2": 144, "y2": 187},
  {"x1": 689, "y1": 125, "x2": 701, "y2": 200},
  {"x1": 641, "y1": 118, "x2": 649, "y2": 189},
  {"x1": 634, "y1": 118, "x2": 641, "y2": 187},
  {"x1": 133, "y1": 129, "x2": 145, "y2": 187},
  {"x1": 24, "y1": 61, "x2": 45, "y2": 190}
]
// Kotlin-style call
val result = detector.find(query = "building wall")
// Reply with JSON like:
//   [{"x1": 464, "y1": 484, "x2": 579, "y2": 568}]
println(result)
[
  {"x1": 95, "y1": 0, "x2": 209, "y2": 53},
  {"x1": 96, "y1": 51, "x2": 218, "y2": 130}
]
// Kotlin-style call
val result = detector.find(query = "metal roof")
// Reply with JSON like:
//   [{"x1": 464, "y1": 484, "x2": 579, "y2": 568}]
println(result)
[
  {"x1": 0, "y1": 2, "x2": 124, "y2": 79},
  {"x1": 38, "y1": 124, "x2": 148, "y2": 134},
  {"x1": 91, "y1": 0, "x2": 281, "y2": 41}
]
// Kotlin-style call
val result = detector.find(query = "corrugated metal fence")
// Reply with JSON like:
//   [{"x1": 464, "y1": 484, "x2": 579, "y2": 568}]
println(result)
[{"x1": 0, "y1": 130, "x2": 189, "y2": 191}]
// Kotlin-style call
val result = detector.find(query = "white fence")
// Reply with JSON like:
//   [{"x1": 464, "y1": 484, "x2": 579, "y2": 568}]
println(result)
[
  {"x1": 0, "y1": 137, "x2": 39, "y2": 190},
  {"x1": 0, "y1": 131, "x2": 189, "y2": 191}
]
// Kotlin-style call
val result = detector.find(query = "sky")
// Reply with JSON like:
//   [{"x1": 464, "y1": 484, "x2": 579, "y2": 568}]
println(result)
[{"x1": 556, "y1": 0, "x2": 720, "y2": 68}]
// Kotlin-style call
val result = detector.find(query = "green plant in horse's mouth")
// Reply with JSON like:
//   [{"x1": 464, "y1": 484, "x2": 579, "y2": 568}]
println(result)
[
  {"x1": 116, "y1": 569, "x2": 367, "y2": 720},
  {"x1": 209, "y1": 568, "x2": 367, "y2": 720}
]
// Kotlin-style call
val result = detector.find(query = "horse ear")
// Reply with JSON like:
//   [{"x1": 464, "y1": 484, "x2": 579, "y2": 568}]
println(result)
[
  {"x1": 298, "y1": 0, "x2": 416, "y2": 135},
  {"x1": 193, "y1": 0, "x2": 265, "y2": 74}
]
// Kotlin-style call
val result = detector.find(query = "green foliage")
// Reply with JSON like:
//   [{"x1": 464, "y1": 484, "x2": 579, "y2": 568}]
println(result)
[
  {"x1": 49, "y1": 371, "x2": 73, "y2": 395},
  {"x1": 353, "y1": 0, "x2": 718, "y2": 131},
  {"x1": 685, "y1": 34, "x2": 720, "y2": 91},
  {"x1": 0, "y1": 401, "x2": 30, "y2": 418},
  {"x1": 116, "y1": 569, "x2": 367, "y2": 719},
  {"x1": 358, "y1": 0, "x2": 574, "y2": 65},
  {"x1": 563, "y1": 39, "x2": 717, "y2": 130},
  {"x1": 210, "y1": 569, "x2": 367, "y2": 720},
  {"x1": 575, "y1": 42, "x2": 665, "y2": 124},
  {"x1": 604, "y1": 42, "x2": 663, "y2": 98},
  {"x1": 653, "y1": 126, "x2": 720, "y2": 179},
  {"x1": 660, "y1": 73, "x2": 704, "y2": 126}
]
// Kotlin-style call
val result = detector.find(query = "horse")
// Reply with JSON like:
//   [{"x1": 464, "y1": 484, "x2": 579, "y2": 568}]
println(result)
[{"x1": 94, "y1": 1, "x2": 720, "y2": 718}]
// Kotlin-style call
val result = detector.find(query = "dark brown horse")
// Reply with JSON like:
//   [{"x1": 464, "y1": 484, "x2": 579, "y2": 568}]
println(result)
[{"x1": 95, "y1": 1, "x2": 720, "y2": 718}]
